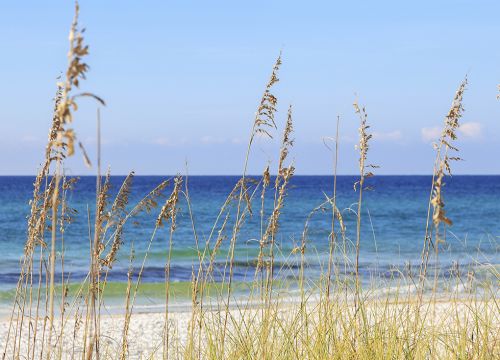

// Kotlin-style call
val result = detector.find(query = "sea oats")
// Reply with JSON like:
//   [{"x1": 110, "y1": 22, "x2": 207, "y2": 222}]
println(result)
[
  {"x1": 419, "y1": 77, "x2": 467, "y2": 301},
  {"x1": 252, "y1": 54, "x2": 282, "y2": 140},
  {"x1": 352, "y1": 100, "x2": 377, "y2": 311},
  {"x1": 156, "y1": 176, "x2": 182, "y2": 229},
  {"x1": 3, "y1": 2, "x2": 498, "y2": 358}
]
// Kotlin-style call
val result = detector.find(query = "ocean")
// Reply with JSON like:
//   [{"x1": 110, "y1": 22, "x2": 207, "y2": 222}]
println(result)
[{"x1": 0, "y1": 175, "x2": 498, "y2": 293}]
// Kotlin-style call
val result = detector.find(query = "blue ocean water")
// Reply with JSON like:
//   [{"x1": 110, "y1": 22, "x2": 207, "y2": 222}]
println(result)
[{"x1": 0, "y1": 175, "x2": 498, "y2": 290}]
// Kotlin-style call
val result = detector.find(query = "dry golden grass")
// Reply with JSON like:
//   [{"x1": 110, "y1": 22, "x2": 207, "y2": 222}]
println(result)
[{"x1": 1, "y1": 3, "x2": 499, "y2": 360}]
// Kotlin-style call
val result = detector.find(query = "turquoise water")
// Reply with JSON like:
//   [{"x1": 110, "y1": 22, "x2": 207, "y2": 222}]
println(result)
[{"x1": 0, "y1": 175, "x2": 498, "y2": 291}]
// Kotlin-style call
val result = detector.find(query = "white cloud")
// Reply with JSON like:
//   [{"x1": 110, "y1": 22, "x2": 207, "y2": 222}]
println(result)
[
  {"x1": 200, "y1": 136, "x2": 226, "y2": 144},
  {"x1": 421, "y1": 127, "x2": 441, "y2": 142},
  {"x1": 421, "y1": 122, "x2": 483, "y2": 143},
  {"x1": 458, "y1": 122, "x2": 482, "y2": 138},
  {"x1": 373, "y1": 130, "x2": 402, "y2": 141},
  {"x1": 231, "y1": 137, "x2": 244, "y2": 144},
  {"x1": 153, "y1": 137, "x2": 173, "y2": 146},
  {"x1": 152, "y1": 137, "x2": 188, "y2": 146}
]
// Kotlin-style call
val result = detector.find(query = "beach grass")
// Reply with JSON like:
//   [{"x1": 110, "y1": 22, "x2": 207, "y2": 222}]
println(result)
[{"x1": 1, "y1": 2, "x2": 499, "y2": 359}]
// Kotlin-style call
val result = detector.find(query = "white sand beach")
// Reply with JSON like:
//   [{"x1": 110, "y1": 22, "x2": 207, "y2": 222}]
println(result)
[{"x1": 2, "y1": 297, "x2": 498, "y2": 359}]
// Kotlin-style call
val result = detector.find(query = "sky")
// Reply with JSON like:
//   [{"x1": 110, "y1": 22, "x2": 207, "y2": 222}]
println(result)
[{"x1": 0, "y1": 0, "x2": 499, "y2": 175}]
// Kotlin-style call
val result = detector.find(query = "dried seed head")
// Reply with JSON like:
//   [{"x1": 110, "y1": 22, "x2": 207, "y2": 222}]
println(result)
[
  {"x1": 353, "y1": 100, "x2": 377, "y2": 191},
  {"x1": 277, "y1": 105, "x2": 294, "y2": 183},
  {"x1": 96, "y1": 170, "x2": 111, "y2": 224},
  {"x1": 101, "y1": 172, "x2": 135, "y2": 268},
  {"x1": 94, "y1": 169, "x2": 112, "y2": 262},
  {"x1": 431, "y1": 78, "x2": 468, "y2": 239},
  {"x1": 262, "y1": 165, "x2": 270, "y2": 189},
  {"x1": 109, "y1": 172, "x2": 135, "y2": 224},
  {"x1": 261, "y1": 164, "x2": 295, "y2": 249},
  {"x1": 252, "y1": 53, "x2": 282, "y2": 140},
  {"x1": 431, "y1": 171, "x2": 452, "y2": 233},
  {"x1": 156, "y1": 176, "x2": 182, "y2": 230},
  {"x1": 102, "y1": 224, "x2": 124, "y2": 269},
  {"x1": 441, "y1": 77, "x2": 467, "y2": 146},
  {"x1": 131, "y1": 179, "x2": 169, "y2": 217},
  {"x1": 52, "y1": 1, "x2": 105, "y2": 160}
]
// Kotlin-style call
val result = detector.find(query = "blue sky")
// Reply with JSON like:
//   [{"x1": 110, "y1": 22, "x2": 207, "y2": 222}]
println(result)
[{"x1": 1, "y1": 1, "x2": 499, "y2": 175}]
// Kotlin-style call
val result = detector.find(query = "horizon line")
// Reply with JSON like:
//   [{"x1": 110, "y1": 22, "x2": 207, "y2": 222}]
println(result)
[{"x1": 1, "y1": 173, "x2": 499, "y2": 177}]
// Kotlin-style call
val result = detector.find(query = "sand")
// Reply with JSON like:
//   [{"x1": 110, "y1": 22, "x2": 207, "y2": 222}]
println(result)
[{"x1": 1, "y1": 297, "x2": 498, "y2": 359}]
